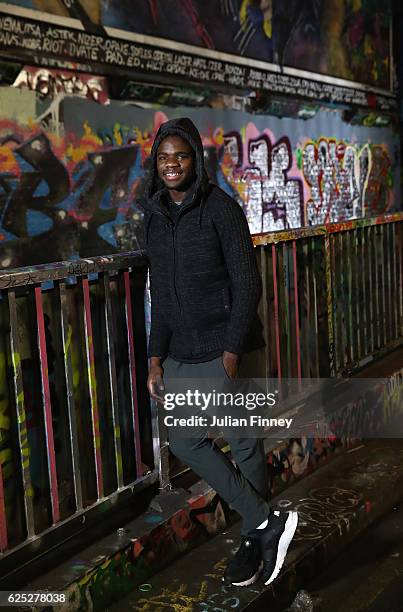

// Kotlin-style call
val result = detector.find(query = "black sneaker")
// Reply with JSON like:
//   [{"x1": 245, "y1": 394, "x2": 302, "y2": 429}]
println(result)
[
  {"x1": 256, "y1": 509, "x2": 298, "y2": 585},
  {"x1": 223, "y1": 537, "x2": 263, "y2": 587}
]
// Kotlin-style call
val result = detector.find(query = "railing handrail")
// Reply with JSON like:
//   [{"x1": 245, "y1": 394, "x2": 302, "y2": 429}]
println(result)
[
  {"x1": 252, "y1": 212, "x2": 403, "y2": 246},
  {"x1": 0, "y1": 213, "x2": 400, "y2": 284},
  {"x1": 0, "y1": 249, "x2": 148, "y2": 288}
]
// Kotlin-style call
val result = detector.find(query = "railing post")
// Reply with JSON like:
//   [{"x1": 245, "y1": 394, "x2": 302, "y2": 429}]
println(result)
[
  {"x1": 0, "y1": 463, "x2": 7, "y2": 551},
  {"x1": 260, "y1": 247, "x2": 270, "y2": 380},
  {"x1": 144, "y1": 270, "x2": 171, "y2": 491},
  {"x1": 397, "y1": 222, "x2": 403, "y2": 338},
  {"x1": 102, "y1": 273, "x2": 124, "y2": 491},
  {"x1": 345, "y1": 231, "x2": 354, "y2": 366},
  {"x1": 324, "y1": 233, "x2": 336, "y2": 376},
  {"x1": 292, "y1": 240, "x2": 302, "y2": 386},
  {"x1": 8, "y1": 290, "x2": 35, "y2": 539},
  {"x1": 123, "y1": 270, "x2": 143, "y2": 479},
  {"x1": 271, "y1": 244, "x2": 282, "y2": 381},
  {"x1": 34, "y1": 285, "x2": 60, "y2": 525},
  {"x1": 81, "y1": 277, "x2": 104, "y2": 500},
  {"x1": 59, "y1": 281, "x2": 83, "y2": 510}
]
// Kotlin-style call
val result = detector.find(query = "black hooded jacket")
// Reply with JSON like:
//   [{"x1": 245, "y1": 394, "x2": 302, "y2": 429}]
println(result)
[{"x1": 141, "y1": 117, "x2": 262, "y2": 363}]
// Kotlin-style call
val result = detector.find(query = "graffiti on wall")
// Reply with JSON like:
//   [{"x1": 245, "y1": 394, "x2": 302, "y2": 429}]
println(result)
[
  {"x1": 218, "y1": 128, "x2": 393, "y2": 234},
  {"x1": 300, "y1": 139, "x2": 393, "y2": 225},
  {"x1": 13, "y1": 66, "x2": 109, "y2": 103},
  {"x1": 0, "y1": 89, "x2": 397, "y2": 267},
  {"x1": 221, "y1": 130, "x2": 303, "y2": 233},
  {"x1": 10, "y1": 0, "x2": 102, "y2": 24},
  {"x1": 7, "y1": 0, "x2": 392, "y2": 89},
  {"x1": 302, "y1": 140, "x2": 369, "y2": 225},
  {"x1": 0, "y1": 118, "x2": 145, "y2": 267}
]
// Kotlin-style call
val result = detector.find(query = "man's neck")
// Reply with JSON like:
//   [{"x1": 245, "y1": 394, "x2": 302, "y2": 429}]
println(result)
[{"x1": 168, "y1": 188, "x2": 187, "y2": 204}]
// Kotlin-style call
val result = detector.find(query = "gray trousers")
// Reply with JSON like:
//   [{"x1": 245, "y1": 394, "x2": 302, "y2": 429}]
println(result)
[{"x1": 163, "y1": 355, "x2": 270, "y2": 534}]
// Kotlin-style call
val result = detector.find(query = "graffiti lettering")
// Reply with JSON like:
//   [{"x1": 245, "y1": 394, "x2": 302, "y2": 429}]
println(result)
[
  {"x1": 224, "y1": 132, "x2": 303, "y2": 232},
  {"x1": 2, "y1": 133, "x2": 70, "y2": 236},
  {"x1": 13, "y1": 67, "x2": 109, "y2": 103},
  {"x1": 302, "y1": 139, "x2": 392, "y2": 225},
  {"x1": 280, "y1": 486, "x2": 362, "y2": 542},
  {"x1": 0, "y1": 126, "x2": 142, "y2": 266}
]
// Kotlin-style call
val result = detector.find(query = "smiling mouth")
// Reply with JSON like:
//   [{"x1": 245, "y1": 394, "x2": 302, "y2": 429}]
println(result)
[{"x1": 164, "y1": 171, "x2": 183, "y2": 179}]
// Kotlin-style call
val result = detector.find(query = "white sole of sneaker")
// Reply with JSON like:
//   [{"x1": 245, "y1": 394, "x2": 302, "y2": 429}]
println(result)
[
  {"x1": 264, "y1": 511, "x2": 299, "y2": 586},
  {"x1": 230, "y1": 561, "x2": 263, "y2": 587}
]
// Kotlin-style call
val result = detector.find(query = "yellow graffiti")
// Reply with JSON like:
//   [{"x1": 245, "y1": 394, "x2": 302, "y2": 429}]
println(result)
[
  {"x1": 213, "y1": 127, "x2": 224, "y2": 146},
  {"x1": 0, "y1": 413, "x2": 9, "y2": 430},
  {"x1": 0, "y1": 448, "x2": 11, "y2": 465},
  {"x1": 73, "y1": 368, "x2": 80, "y2": 388},
  {"x1": 71, "y1": 331, "x2": 81, "y2": 390},
  {"x1": 0, "y1": 145, "x2": 19, "y2": 174},
  {"x1": 66, "y1": 121, "x2": 103, "y2": 164},
  {"x1": 65, "y1": 325, "x2": 72, "y2": 356},
  {"x1": 77, "y1": 567, "x2": 96, "y2": 589},
  {"x1": 2, "y1": 463, "x2": 12, "y2": 480},
  {"x1": 0, "y1": 333, "x2": 12, "y2": 484},
  {"x1": 100, "y1": 557, "x2": 112, "y2": 572},
  {"x1": 17, "y1": 400, "x2": 25, "y2": 417},
  {"x1": 116, "y1": 455, "x2": 123, "y2": 479},
  {"x1": 11, "y1": 351, "x2": 21, "y2": 370},
  {"x1": 134, "y1": 581, "x2": 209, "y2": 612},
  {"x1": 113, "y1": 123, "x2": 123, "y2": 146},
  {"x1": 0, "y1": 352, "x2": 6, "y2": 381},
  {"x1": 0, "y1": 392, "x2": 10, "y2": 431},
  {"x1": 205, "y1": 556, "x2": 228, "y2": 580}
]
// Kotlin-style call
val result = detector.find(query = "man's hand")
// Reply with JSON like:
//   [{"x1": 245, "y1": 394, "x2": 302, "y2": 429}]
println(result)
[
  {"x1": 147, "y1": 357, "x2": 165, "y2": 403},
  {"x1": 222, "y1": 351, "x2": 240, "y2": 379}
]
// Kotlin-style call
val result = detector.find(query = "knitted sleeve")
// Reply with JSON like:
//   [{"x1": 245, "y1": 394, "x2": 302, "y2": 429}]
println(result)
[
  {"x1": 147, "y1": 265, "x2": 172, "y2": 359},
  {"x1": 144, "y1": 210, "x2": 172, "y2": 359},
  {"x1": 211, "y1": 193, "x2": 262, "y2": 355}
]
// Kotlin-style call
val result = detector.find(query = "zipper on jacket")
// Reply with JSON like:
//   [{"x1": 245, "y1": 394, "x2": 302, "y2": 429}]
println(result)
[
  {"x1": 153, "y1": 208, "x2": 184, "y2": 317},
  {"x1": 172, "y1": 222, "x2": 182, "y2": 316}
]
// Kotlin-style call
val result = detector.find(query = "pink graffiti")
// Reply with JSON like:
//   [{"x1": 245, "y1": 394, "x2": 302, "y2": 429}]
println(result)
[{"x1": 223, "y1": 129, "x2": 303, "y2": 233}]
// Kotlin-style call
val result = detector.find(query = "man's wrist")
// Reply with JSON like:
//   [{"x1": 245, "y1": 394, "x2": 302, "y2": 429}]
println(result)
[
  {"x1": 150, "y1": 356, "x2": 162, "y2": 368},
  {"x1": 222, "y1": 350, "x2": 240, "y2": 362}
]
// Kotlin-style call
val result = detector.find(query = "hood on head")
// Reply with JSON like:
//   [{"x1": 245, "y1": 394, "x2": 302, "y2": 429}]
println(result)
[{"x1": 145, "y1": 117, "x2": 209, "y2": 202}]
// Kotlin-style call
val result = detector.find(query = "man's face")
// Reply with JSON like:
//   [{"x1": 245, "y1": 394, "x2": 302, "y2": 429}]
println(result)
[{"x1": 156, "y1": 136, "x2": 195, "y2": 192}]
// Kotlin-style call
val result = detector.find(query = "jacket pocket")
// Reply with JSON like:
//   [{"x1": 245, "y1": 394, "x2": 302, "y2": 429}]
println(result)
[{"x1": 186, "y1": 286, "x2": 230, "y2": 330}]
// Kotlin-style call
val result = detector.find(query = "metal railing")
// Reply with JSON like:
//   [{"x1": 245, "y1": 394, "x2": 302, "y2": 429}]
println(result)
[
  {"x1": 0, "y1": 253, "x2": 163, "y2": 577},
  {"x1": 253, "y1": 212, "x2": 402, "y2": 380},
  {"x1": 0, "y1": 212, "x2": 401, "y2": 574}
]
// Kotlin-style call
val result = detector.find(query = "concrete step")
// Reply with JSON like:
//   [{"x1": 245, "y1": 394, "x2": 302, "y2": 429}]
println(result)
[
  {"x1": 21, "y1": 351, "x2": 402, "y2": 611},
  {"x1": 22, "y1": 435, "x2": 354, "y2": 612},
  {"x1": 105, "y1": 439, "x2": 403, "y2": 612},
  {"x1": 302, "y1": 502, "x2": 403, "y2": 612}
]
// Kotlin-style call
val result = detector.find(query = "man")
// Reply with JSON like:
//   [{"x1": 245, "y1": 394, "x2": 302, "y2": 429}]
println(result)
[{"x1": 142, "y1": 117, "x2": 298, "y2": 587}]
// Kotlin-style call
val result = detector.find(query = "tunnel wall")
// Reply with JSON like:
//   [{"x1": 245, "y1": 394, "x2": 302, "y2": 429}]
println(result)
[{"x1": 0, "y1": 87, "x2": 400, "y2": 268}]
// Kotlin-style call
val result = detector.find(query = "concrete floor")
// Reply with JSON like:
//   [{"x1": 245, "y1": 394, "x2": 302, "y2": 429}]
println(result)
[
  {"x1": 104, "y1": 440, "x2": 403, "y2": 612},
  {"x1": 301, "y1": 504, "x2": 403, "y2": 612}
]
